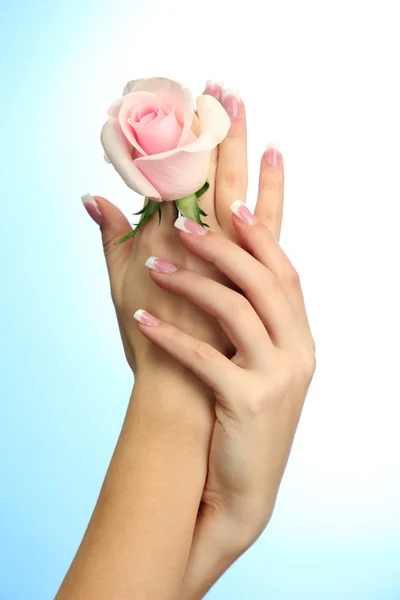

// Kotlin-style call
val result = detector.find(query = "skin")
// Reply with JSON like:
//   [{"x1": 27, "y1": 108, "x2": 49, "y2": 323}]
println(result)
[{"x1": 61, "y1": 83, "x2": 316, "y2": 599}]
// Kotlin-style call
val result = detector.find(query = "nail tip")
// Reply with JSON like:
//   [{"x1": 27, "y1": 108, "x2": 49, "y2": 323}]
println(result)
[
  {"x1": 173, "y1": 216, "x2": 186, "y2": 230},
  {"x1": 222, "y1": 88, "x2": 240, "y2": 101},
  {"x1": 230, "y1": 199, "x2": 246, "y2": 209},
  {"x1": 81, "y1": 193, "x2": 99, "y2": 208},
  {"x1": 144, "y1": 256, "x2": 158, "y2": 269}
]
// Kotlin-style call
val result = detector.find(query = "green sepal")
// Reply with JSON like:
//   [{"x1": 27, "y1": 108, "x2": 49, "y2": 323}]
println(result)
[
  {"x1": 117, "y1": 199, "x2": 162, "y2": 244},
  {"x1": 195, "y1": 180, "x2": 210, "y2": 199},
  {"x1": 174, "y1": 181, "x2": 210, "y2": 228},
  {"x1": 117, "y1": 180, "x2": 210, "y2": 244}
]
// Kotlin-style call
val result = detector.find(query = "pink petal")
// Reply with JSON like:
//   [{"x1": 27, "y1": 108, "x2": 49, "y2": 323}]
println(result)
[
  {"x1": 132, "y1": 108, "x2": 183, "y2": 155},
  {"x1": 177, "y1": 86, "x2": 196, "y2": 148},
  {"x1": 118, "y1": 91, "x2": 170, "y2": 157},
  {"x1": 129, "y1": 78, "x2": 194, "y2": 147},
  {"x1": 101, "y1": 119, "x2": 161, "y2": 200},
  {"x1": 123, "y1": 79, "x2": 143, "y2": 95},
  {"x1": 133, "y1": 94, "x2": 231, "y2": 200},
  {"x1": 135, "y1": 149, "x2": 211, "y2": 201},
  {"x1": 195, "y1": 94, "x2": 231, "y2": 145}
]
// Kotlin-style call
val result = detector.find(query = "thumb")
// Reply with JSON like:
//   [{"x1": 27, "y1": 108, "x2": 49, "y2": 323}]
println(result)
[{"x1": 81, "y1": 193, "x2": 134, "y2": 275}]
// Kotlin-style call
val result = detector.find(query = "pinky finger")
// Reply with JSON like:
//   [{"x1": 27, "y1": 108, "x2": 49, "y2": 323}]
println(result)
[{"x1": 133, "y1": 310, "x2": 239, "y2": 394}]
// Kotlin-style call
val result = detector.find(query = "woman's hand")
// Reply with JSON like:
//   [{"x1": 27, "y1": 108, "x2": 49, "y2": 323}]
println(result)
[
  {"x1": 81, "y1": 82, "x2": 246, "y2": 381},
  {"x1": 134, "y1": 175, "x2": 316, "y2": 597}
]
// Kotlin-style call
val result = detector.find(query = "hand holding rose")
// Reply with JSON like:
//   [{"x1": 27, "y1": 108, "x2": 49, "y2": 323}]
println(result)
[
  {"x1": 101, "y1": 77, "x2": 231, "y2": 238},
  {"x1": 78, "y1": 79, "x2": 316, "y2": 599}
]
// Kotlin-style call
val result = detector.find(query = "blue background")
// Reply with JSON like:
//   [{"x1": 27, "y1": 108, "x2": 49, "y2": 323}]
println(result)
[{"x1": 1, "y1": 0, "x2": 400, "y2": 598}]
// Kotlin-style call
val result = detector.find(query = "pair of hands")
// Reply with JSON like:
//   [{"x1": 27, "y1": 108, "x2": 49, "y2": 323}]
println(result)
[{"x1": 88, "y1": 82, "x2": 316, "y2": 592}]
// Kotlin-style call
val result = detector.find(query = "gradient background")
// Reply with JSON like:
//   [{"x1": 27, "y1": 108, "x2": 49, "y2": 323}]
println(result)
[{"x1": 1, "y1": 0, "x2": 400, "y2": 598}]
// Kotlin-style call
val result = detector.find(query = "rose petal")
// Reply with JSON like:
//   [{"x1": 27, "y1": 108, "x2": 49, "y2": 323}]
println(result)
[
  {"x1": 101, "y1": 119, "x2": 161, "y2": 200},
  {"x1": 177, "y1": 85, "x2": 196, "y2": 148},
  {"x1": 195, "y1": 94, "x2": 232, "y2": 145},
  {"x1": 123, "y1": 79, "x2": 143, "y2": 95},
  {"x1": 117, "y1": 91, "x2": 170, "y2": 157},
  {"x1": 133, "y1": 94, "x2": 231, "y2": 200},
  {"x1": 129, "y1": 78, "x2": 194, "y2": 148},
  {"x1": 132, "y1": 108, "x2": 183, "y2": 155},
  {"x1": 136, "y1": 149, "x2": 211, "y2": 201}
]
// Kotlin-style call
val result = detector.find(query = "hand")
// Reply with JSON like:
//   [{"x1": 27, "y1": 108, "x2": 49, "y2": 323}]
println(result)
[
  {"x1": 133, "y1": 126, "x2": 316, "y2": 597},
  {"x1": 82, "y1": 82, "x2": 245, "y2": 379}
]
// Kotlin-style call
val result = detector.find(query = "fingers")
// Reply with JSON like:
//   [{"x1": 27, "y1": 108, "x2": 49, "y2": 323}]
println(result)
[
  {"x1": 146, "y1": 259, "x2": 274, "y2": 368},
  {"x1": 230, "y1": 204, "x2": 315, "y2": 349},
  {"x1": 215, "y1": 91, "x2": 248, "y2": 241},
  {"x1": 254, "y1": 145, "x2": 285, "y2": 241},
  {"x1": 82, "y1": 193, "x2": 133, "y2": 273},
  {"x1": 133, "y1": 310, "x2": 240, "y2": 395},
  {"x1": 189, "y1": 81, "x2": 224, "y2": 231},
  {"x1": 174, "y1": 217, "x2": 299, "y2": 350}
]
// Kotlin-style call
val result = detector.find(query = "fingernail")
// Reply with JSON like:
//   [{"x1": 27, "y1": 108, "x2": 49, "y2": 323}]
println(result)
[
  {"x1": 174, "y1": 216, "x2": 208, "y2": 236},
  {"x1": 145, "y1": 256, "x2": 178, "y2": 273},
  {"x1": 204, "y1": 80, "x2": 224, "y2": 101},
  {"x1": 230, "y1": 200, "x2": 257, "y2": 226},
  {"x1": 222, "y1": 89, "x2": 241, "y2": 119},
  {"x1": 264, "y1": 143, "x2": 282, "y2": 167},
  {"x1": 81, "y1": 193, "x2": 103, "y2": 225},
  {"x1": 133, "y1": 309, "x2": 161, "y2": 327}
]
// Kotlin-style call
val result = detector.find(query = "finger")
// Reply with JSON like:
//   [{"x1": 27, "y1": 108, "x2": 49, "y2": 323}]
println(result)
[
  {"x1": 230, "y1": 204, "x2": 314, "y2": 348},
  {"x1": 254, "y1": 144, "x2": 285, "y2": 241},
  {"x1": 82, "y1": 194, "x2": 133, "y2": 280},
  {"x1": 216, "y1": 90, "x2": 248, "y2": 241},
  {"x1": 133, "y1": 309, "x2": 240, "y2": 395},
  {"x1": 174, "y1": 217, "x2": 300, "y2": 350},
  {"x1": 196, "y1": 81, "x2": 224, "y2": 229},
  {"x1": 146, "y1": 260, "x2": 273, "y2": 368}
]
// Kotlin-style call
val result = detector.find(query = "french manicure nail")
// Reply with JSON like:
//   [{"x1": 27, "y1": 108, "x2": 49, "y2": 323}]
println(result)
[
  {"x1": 222, "y1": 89, "x2": 241, "y2": 119},
  {"x1": 204, "y1": 80, "x2": 224, "y2": 101},
  {"x1": 133, "y1": 309, "x2": 161, "y2": 327},
  {"x1": 174, "y1": 216, "x2": 208, "y2": 236},
  {"x1": 264, "y1": 143, "x2": 281, "y2": 167},
  {"x1": 81, "y1": 193, "x2": 103, "y2": 225},
  {"x1": 230, "y1": 200, "x2": 257, "y2": 226},
  {"x1": 145, "y1": 256, "x2": 178, "y2": 273}
]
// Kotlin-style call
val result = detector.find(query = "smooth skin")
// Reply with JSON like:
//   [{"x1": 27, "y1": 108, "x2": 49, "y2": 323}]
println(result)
[
  {"x1": 137, "y1": 87, "x2": 316, "y2": 598},
  {"x1": 57, "y1": 82, "x2": 315, "y2": 599}
]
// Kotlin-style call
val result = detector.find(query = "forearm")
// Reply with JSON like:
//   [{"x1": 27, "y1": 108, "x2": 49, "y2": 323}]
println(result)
[
  {"x1": 177, "y1": 509, "x2": 246, "y2": 600},
  {"x1": 56, "y1": 369, "x2": 214, "y2": 600}
]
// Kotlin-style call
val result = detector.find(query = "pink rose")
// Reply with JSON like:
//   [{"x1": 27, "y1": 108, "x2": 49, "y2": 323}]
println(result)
[{"x1": 101, "y1": 77, "x2": 231, "y2": 201}]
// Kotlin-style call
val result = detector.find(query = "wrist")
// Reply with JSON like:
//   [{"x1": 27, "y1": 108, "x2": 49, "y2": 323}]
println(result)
[
  {"x1": 178, "y1": 507, "x2": 247, "y2": 600},
  {"x1": 132, "y1": 361, "x2": 215, "y2": 428}
]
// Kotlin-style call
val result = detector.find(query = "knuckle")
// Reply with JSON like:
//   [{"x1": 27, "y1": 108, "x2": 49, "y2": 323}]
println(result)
[
  {"x1": 192, "y1": 340, "x2": 216, "y2": 362},
  {"x1": 228, "y1": 291, "x2": 251, "y2": 317},
  {"x1": 303, "y1": 351, "x2": 317, "y2": 378},
  {"x1": 243, "y1": 370, "x2": 293, "y2": 417},
  {"x1": 284, "y1": 265, "x2": 301, "y2": 288},
  {"x1": 102, "y1": 234, "x2": 121, "y2": 259},
  {"x1": 218, "y1": 169, "x2": 247, "y2": 190},
  {"x1": 295, "y1": 350, "x2": 317, "y2": 382}
]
